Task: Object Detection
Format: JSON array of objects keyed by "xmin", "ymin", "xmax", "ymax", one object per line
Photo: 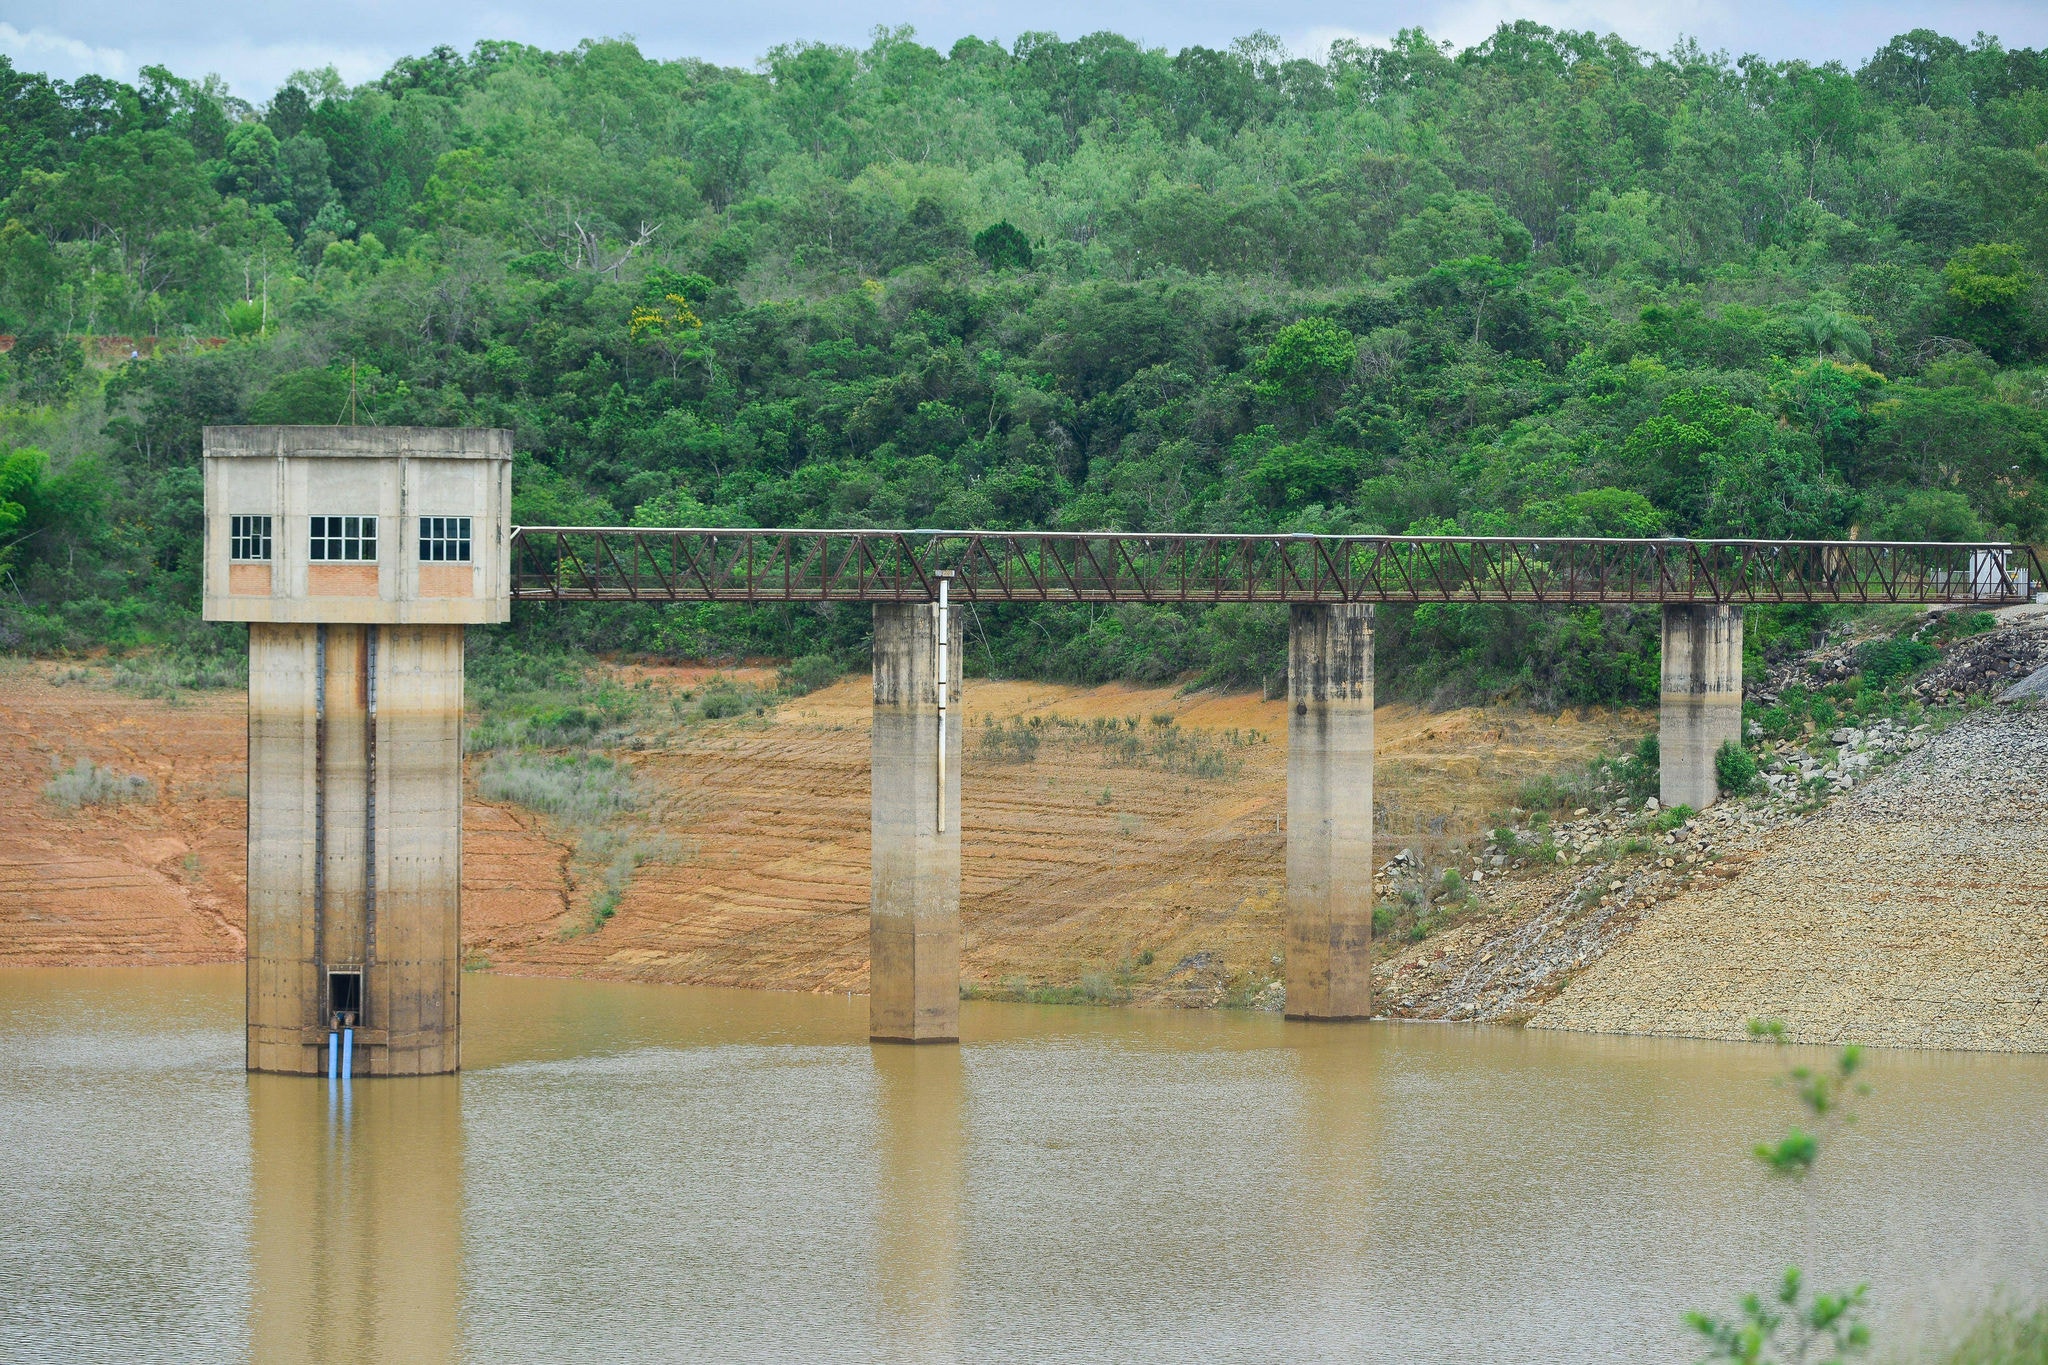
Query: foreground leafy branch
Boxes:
[{"xmin": 1688, "ymin": 1024, "xmax": 1873, "ymax": 1364}]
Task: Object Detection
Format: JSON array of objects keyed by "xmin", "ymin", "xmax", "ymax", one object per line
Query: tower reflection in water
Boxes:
[
  {"xmin": 248, "ymin": 1072, "xmax": 464, "ymax": 1362},
  {"xmin": 872, "ymin": 1041, "xmax": 963, "ymax": 1358}
]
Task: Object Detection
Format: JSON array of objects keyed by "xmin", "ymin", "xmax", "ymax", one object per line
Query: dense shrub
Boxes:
[
  {"xmin": 1715, "ymin": 740, "xmax": 1758, "ymax": 797},
  {"xmin": 777, "ymin": 654, "xmax": 844, "ymax": 696},
  {"xmin": 1855, "ymin": 636, "xmax": 1941, "ymax": 688}
]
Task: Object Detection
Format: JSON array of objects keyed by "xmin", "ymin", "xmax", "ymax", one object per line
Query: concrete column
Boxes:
[
  {"xmin": 1660, "ymin": 603, "xmax": 1744, "ymax": 811},
  {"xmin": 246, "ymin": 622, "xmax": 322, "ymax": 1074},
  {"xmin": 245, "ymin": 621, "xmax": 464, "ymax": 1075},
  {"xmin": 1285, "ymin": 603, "xmax": 1375, "ymax": 1021},
  {"xmin": 870, "ymin": 602, "xmax": 962, "ymax": 1043},
  {"xmin": 366, "ymin": 626, "xmax": 465, "ymax": 1075}
]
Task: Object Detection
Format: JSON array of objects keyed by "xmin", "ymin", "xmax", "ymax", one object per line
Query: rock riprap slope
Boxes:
[{"xmin": 1526, "ymin": 706, "xmax": 2048, "ymax": 1051}]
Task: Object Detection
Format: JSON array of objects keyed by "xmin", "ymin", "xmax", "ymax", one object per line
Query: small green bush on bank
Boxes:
[
  {"xmin": 1716, "ymin": 740, "xmax": 1759, "ymax": 796},
  {"xmin": 970, "ymin": 710, "xmax": 1249, "ymax": 780},
  {"xmin": 777, "ymin": 654, "xmax": 844, "ymax": 696},
  {"xmin": 42, "ymin": 757, "xmax": 154, "ymax": 810},
  {"xmin": 477, "ymin": 752, "xmax": 636, "ymax": 822},
  {"xmin": 1855, "ymin": 636, "xmax": 1940, "ymax": 690}
]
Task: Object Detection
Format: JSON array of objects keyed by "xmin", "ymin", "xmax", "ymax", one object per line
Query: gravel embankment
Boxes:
[
  {"xmin": 1375, "ymin": 719, "xmax": 1929, "ymax": 1025},
  {"xmin": 1525, "ymin": 706, "xmax": 2048, "ymax": 1051}
]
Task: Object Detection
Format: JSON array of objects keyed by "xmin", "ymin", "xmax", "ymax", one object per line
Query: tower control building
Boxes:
[{"xmin": 203, "ymin": 426, "xmax": 512, "ymax": 1075}]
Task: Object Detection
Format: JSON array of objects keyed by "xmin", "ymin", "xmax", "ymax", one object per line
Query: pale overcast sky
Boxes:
[{"xmin": 4, "ymin": 0, "xmax": 2046, "ymax": 100}]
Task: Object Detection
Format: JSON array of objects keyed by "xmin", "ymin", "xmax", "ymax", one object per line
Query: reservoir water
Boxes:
[{"xmin": 3, "ymin": 966, "xmax": 2045, "ymax": 1362}]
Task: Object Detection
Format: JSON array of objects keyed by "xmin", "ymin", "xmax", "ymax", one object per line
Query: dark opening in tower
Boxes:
[{"xmin": 328, "ymin": 970, "xmax": 362, "ymax": 1028}]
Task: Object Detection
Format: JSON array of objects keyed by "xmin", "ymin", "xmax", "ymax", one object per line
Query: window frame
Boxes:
[
  {"xmin": 229, "ymin": 515, "xmax": 273, "ymax": 563},
  {"xmin": 310, "ymin": 515, "xmax": 379, "ymax": 563},
  {"xmin": 418, "ymin": 515, "xmax": 473, "ymax": 565}
]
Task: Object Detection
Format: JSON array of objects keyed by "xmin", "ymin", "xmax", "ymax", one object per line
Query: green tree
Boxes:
[
  {"xmin": 1796, "ymin": 309, "xmax": 1872, "ymax": 364},
  {"xmin": 1862, "ymin": 385, "xmax": 2048, "ymax": 535},
  {"xmin": 1244, "ymin": 433, "xmax": 1363, "ymax": 509},
  {"xmin": 212, "ymin": 122, "xmax": 281, "ymax": 201},
  {"xmin": 1863, "ymin": 488, "xmax": 1984, "ymax": 542},
  {"xmin": 12, "ymin": 128, "xmax": 213, "ymax": 264},
  {"xmin": 247, "ymin": 368, "xmax": 352, "ymax": 424},
  {"xmin": 1519, "ymin": 487, "xmax": 1664, "ymax": 537},
  {"xmin": 0, "ymin": 446, "xmax": 45, "ymax": 561},
  {"xmin": 1942, "ymin": 243, "xmax": 2039, "ymax": 360},
  {"xmin": 1774, "ymin": 361, "xmax": 1886, "ymax": 465},
  {"xmin": 1385, "ymin": 191, "xmax": 1531, "ymax": 273},
  {"xmin": 0, "ymin": 218, "xmax": 60, "ymax": 326},
  {"xmin": 972, "ymin": 220, "xmax": 1033, "ymax": 271},
  {"xmin": 8, "ymin": 329, "xmax": 84, "ymax": 405},
  {"xmin": 1419, "ymin": 254, "xmax": 1527, "ymax": 345},
  {"xmin": 1620, "ymin": 388, "xmax": 1765, "ymax": 531},
  {"xmin": 0, "ymin": 446, "xmax": 107, "ymax": 574},
  {"xmin": 1254, "ymin": 317, "xmax": 1355, "ymax": 415},
  {"xmin": 1859, "ymin": 29, "xmax": 1968, "ymax": 105},
  {"xmin": 1769, "ymin": 62, "xmax": 1868, "ymax": 201}
]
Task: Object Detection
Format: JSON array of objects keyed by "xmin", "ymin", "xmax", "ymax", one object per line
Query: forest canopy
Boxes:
[{"xmin": 2, "ymin": 23, "xmax": 2046, "ymax": 703}]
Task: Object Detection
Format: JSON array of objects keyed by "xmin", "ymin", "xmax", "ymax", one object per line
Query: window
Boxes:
[
  {"xmin": 311, "ymin": 515, "xmax": 377, "ymax": 562},
  {"xmin": 419, "ymin": 516, "xmax": 472, "ymax": 563},
  {"xmin": 229, "ymin": 515, "xmax": 273, "ymax": 562}
]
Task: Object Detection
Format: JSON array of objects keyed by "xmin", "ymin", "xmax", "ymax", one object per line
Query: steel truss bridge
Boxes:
[{"xmin": 507, "ymin": 528, "xmax": 2045, "ymax": 607}]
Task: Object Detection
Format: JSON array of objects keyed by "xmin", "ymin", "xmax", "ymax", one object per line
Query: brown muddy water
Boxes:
[{"xmin": 3, "ymin": 967, "xmax": 2045, "ymax": 1363}]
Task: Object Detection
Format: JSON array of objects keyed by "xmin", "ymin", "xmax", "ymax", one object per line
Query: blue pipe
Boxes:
[
  {"xmin": 342, "ymin": 1028, "xmax": 354, "ymax": 1080},
  {"xmin": 327, "ymin": 1030, "xmax": 339, "ymax": 1080}
]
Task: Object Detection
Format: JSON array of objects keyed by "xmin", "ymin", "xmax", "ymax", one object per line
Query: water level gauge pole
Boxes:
[{"xmin": 936, "ymin": 572, "xmax": 951, "ymax": 835}]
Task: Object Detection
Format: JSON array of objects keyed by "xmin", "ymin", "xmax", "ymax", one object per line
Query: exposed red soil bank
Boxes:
[{"xmin": 0, "ymin": 661, "xmax": 1641, "ymax": 1001}]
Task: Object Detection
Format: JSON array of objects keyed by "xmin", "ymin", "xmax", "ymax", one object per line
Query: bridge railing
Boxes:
[{"xmin": 507, "ymin": 528, "xmax": 2046, "ymax": 606}]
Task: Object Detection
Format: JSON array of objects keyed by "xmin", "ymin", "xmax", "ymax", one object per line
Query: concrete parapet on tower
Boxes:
[
  {"xmin": 869, "ymin": 601, "xmax": 963, "ymax": 1043},
  {"xmin": 1660, "ymin": 603, "xmax": 1744, "ymax": 811},
  {"xmin": 208, "ymin": 426, "xmax": 510, "ymax": 1075},
  {"xmin": 1285, "ymin": 603, "xmax": 1375, "ymax": 1021}
]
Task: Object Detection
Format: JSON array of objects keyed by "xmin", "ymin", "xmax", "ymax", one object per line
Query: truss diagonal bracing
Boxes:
[{"xmin": 508, "ymin": 528, "xmax": 2045, "ymax": 607}]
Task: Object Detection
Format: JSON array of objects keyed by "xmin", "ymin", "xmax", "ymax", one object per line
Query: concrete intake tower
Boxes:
[{"xmin": 204, "ymin": 426, "xmax": 512, "ymax": 1075}]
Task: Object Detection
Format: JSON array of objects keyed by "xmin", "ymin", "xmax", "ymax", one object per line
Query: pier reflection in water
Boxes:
[
  {"xmin": 248, "ymin": 1071, "xmax": 462, "ymax": 1362},
  {"xmin": 4, "ymin": 967, "xmax": 2048, "ymax": 1364},
  {"xmin": 874, "ymin": 1044, "xmax": 962, "ymax": 1357}
]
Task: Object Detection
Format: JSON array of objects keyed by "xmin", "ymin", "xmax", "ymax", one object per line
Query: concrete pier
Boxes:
[
  {"xmin": 869, "ymin": 602, "xmax": 963, "ymax": 1043},
  {"xmin": 1285, "ymin": 603, "xmax": 1375, "ymax": 1021},
  {"xmin": 207, "ymin": 425, "xmax": 510, "ymax": 1075},
  {"xmin": 362, "ymin": 624, "xmax": 465, "ymax": 1071},
  {"xmin": 1660, "ymin": 603, "xmax": 1744, "ymax": 811},
  {"xmin": 245, "ymin": 623, "xmax": 465, "ymax": 1075},
  {"xmin": 245, "ymin": 622, "xmax": 322, "ymax": 1074}
]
